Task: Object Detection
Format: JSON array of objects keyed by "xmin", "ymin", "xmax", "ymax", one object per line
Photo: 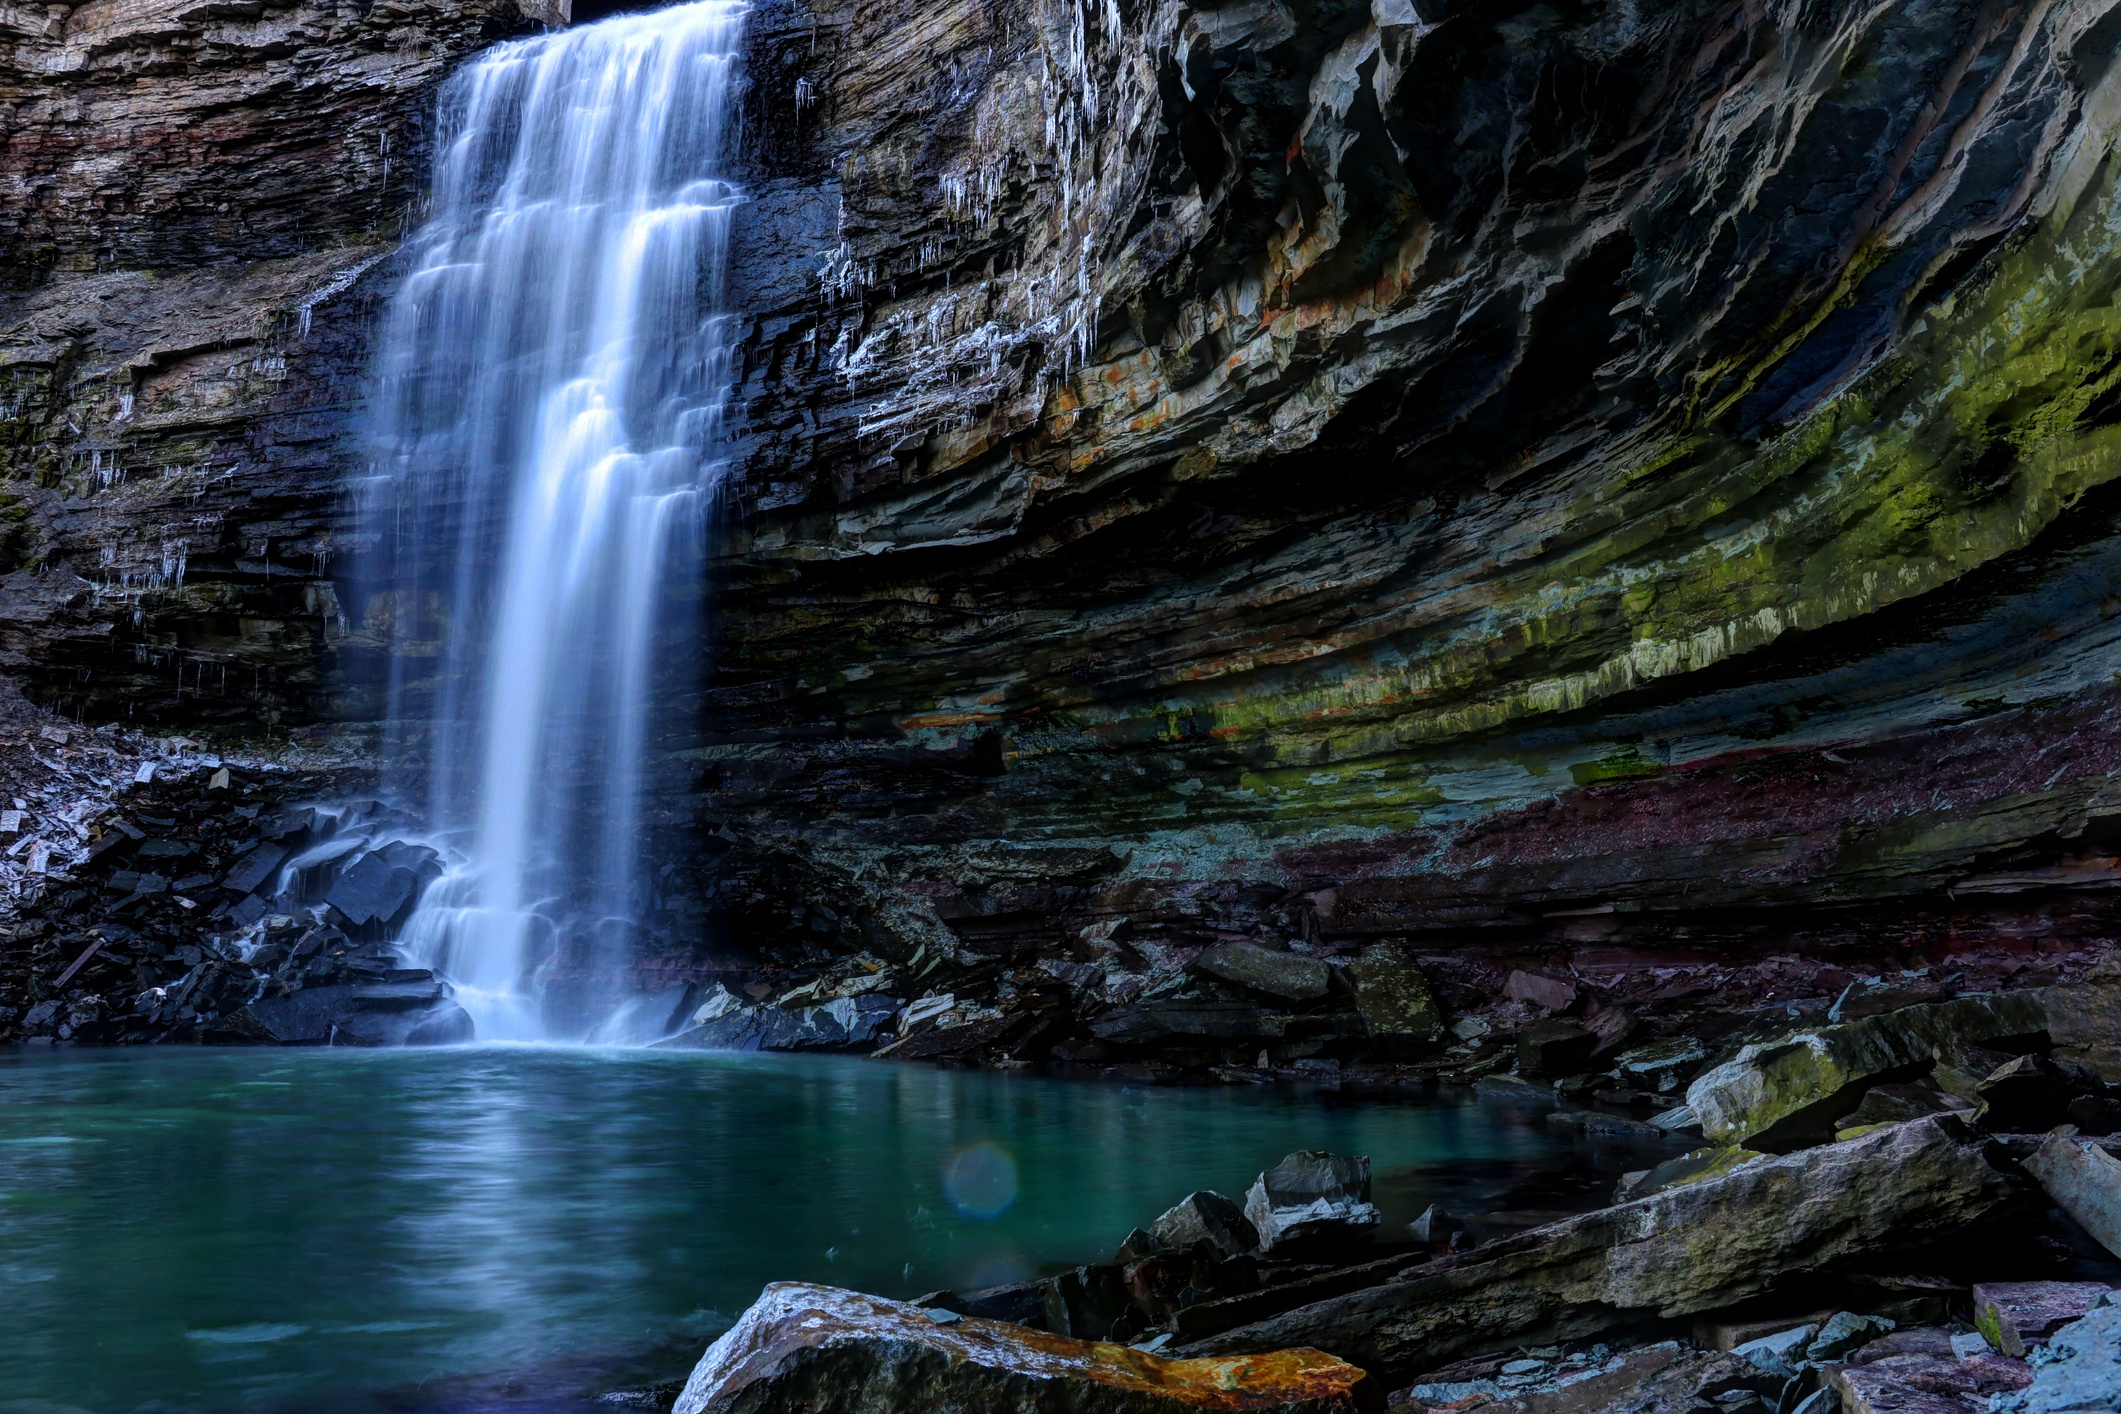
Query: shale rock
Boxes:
[
  {"xmin": 1153, "ymin": 1191, "xmax": 1261, "ymax": 1260},
  {"xmin": 1830, "ymin": 1350, "xmax": 2033, "ymax": 1414},
  {"xmin": 231, "ymin": 982, "xmax": 472, "ymax": 1047},
  {"xmin": 1184, "ymin": 1118, "xmax": 2013, "ymax": 1378},
  {"xmin": 1192, "ymin": 945, "xmax": 1331, "ymax": 1004},
  {"xmin": 1990, "ymin": 1300, "xmax": 2121, "ymax": 1414},
  {"xmin": 1244, "ymin": 1153, "xmax": 1380, "ymax": 1256},
  {"xmin": 2023, "ymin": 1133, "xmax": 2121, "ymax": 1260},
  {"xmin": 654, "ymin": 994, "xmax": 900, "ymax": 1052},
  {"xmin": 1972, "ymin": 1283, "xmax": 2114, "ymax": 1359},
  {"xmin": 1684, "ymin": 991, "xmax": 2059, "ymax": 1148},
  {"xmin": 671, "ymin": 1282, "xmax": 1381, "ymax": 1414},
  {"xmin": 1344, "ymin": 944, "xmax": 1441, "ymax": 1046}
]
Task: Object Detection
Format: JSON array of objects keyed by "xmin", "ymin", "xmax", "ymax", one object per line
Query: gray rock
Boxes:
[
  {"xmin": 2023, "ymin": 1133, "xmax": 2121, "ymax": 1261},
  {"xmin": 1733, "ymin": 1324, "xmax": 1819, "ymax": 1379},
  {"xmin": 1183, "ymin": 1117, "xmax": 2013, "ymax": 1380},
  {"xmin": 1243, "ymin": 1151, "xmax": 1379, "ymax": 1255},
  {"xmin": 1990, "ymin": 1301, "xmax": 2121, "ymax": 1413},
  {"xmin": 1191, "ymin": 943, "xmax": 1330, "ymax": 1003},
  {"xmin": 1150, "ymin": 1190, "xmax": 1259, "ymax": 1258},
  {"xmin": 654, "ymin": 994, "xmax": 899, "ymax": 1053},
  {"xmin": 1806, "ymin": 1311, "xmax": 1894, "ymax": 1363}
]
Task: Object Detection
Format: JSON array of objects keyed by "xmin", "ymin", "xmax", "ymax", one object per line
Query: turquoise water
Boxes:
[{"xmin": 0, "ymin": 1048, "xmax": 1611, "ymax": 1413}]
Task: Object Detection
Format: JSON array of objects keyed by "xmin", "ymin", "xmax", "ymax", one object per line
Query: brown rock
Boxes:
[
  {"xmin": 672, "ymin": 1282, "xmax": 1382, "ymax": 1414},
  {"xmin": 1828, "ymin": 1352, "xmax": 2031, "ymax": 1414}
]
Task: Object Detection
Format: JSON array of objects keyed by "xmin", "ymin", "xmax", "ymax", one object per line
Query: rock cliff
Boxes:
[{"xmin": 11, "ymin": 0, "xmax": 2121, "ymax": 1031}]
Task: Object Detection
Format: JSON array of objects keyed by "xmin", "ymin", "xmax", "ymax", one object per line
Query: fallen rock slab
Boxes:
[
  {"xmin": 1829, "ymin": 1350, "xmax": 2032, "ymax": 1414},
  {"xmin": 672, "ymin": 1282, "xmax": 1382, "ymax": 1414},
  {"xmin": 1685, "ymin": 992, "xmax": 2053, "ymax": 1149},
  {"xmin": 1192, "ymin": 944, "xmax": 1330, "ymax": 1003},
  {"xmin": 1972, "ymin": 1281, "xmax": 2113, "ymax": 1358},
  {"xmin": 1181, "ymin": 1117, "xmax": 2013, "ymax": 1378},
  {"xmin": 2023, "ymin": 1132, "xmax": 2121, "ymax": 1259}
]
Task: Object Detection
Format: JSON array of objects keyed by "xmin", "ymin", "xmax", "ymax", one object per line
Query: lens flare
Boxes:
[{"xmin": 943, "ymin": 1141, "xmax": 1020, "ymax": 1220}]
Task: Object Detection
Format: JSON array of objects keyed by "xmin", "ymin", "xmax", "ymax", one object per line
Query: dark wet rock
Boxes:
[
  {"xmin": 654, "ymin": 993, "xmax": 899, "ymax": 1052},
  {"xmin": 1518, "ymin": 1021, "xmax": 1599, "ymax": 1077},
  {"xmin": 1243, "ymin": 1153, "xmax": 1379, "ymax": 1257},
  {"xmin": 1406, "ymin": 1206, "xmax": 1463, "ymax": 1249},
  {"xmin": 1989, "ymin": 1300, "xmax": 2121, "ymax": 1414},
  {"xmin": 230, "ymin": 983, "xmax": 472, "ymax": 1046},
  {"xmin": 1192, "ymin": 944, "xmax": 1330, "ymax": 1004},
  {"xmin": 1184, "ymin": 1118, "xmax": 2012, "ymax": 1380},
  {"xmin": 672, "ymin": 1283, "xmax": 1382, "ymax": 1414},
  {"xmin": 1731, "ymin": 1324, "xmax": 1816, "ymax": 1381},
  {"xmin": 1971, "ymin": 1282, "xmax": 2114, "ymax": 1359},
  {"xmin": 1830, "ymin": 1349, "xmax": 2033, "ymax": 1414},
  {"xmin": 1152, "ymin": 1190, "xmax": 1260, "ymax": 1260},
  {"xmin": 220, "ymin": 843, "xmax": 288, "ymax": 898},
  {"xmin": 2023, "ymin": 1134, "xmax": 2121, "ymax": 1260},
  {"xmin": 324, "ymin": 842, "xmax": 442, "ymax": 931},
  {"xmin": 1090, "ymin": 1003, "xmax": 1291, "ymax": 1045},
  {"xmin": 1976, "ymin": 1056, "xmax": 2078, "ymax": 1132},
  {"xmin": 913, "ymin": 1280, "xmax": 1049, "ymax": 1328}
]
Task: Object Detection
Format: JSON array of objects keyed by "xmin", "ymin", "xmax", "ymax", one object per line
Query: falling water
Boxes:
[{"xmin": 359, "ymin": 3, "xmax": 745, "ymax": 1040}]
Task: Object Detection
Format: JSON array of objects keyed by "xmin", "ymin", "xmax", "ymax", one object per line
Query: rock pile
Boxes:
[
  {"xmin": 0, "ymin": 734, "xmax": 467, "ymax": 1046},
  {"xmin": 678, "ymin": 978, "xmax": 2121, "ymax": 1413}
]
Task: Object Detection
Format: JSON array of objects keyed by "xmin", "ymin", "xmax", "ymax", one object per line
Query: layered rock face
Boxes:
[
  {"xmin": 0, "ymin": 0, "xmax": 557, "ymax": 725},
  {"xmin": 700, "ymin": 0, "xmax": 2121, "ymax": 978},
  {"xmin": 11, "ymin": 0, "xmax": 2121, "ymax": 1008}
]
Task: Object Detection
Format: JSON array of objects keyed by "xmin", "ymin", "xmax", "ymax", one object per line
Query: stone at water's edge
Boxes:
[
  {"xmin": 1181, "ymin": 1117, "xmax": 2013, "ymax": 1378},
  {"xmin": 671, "ymin": 1282, "xmax": 1381, "ymax": 1414}
]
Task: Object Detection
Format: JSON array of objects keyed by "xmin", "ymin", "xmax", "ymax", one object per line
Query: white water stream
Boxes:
[{"xmin": 361, "ymin": 2, "xmax": 745, "ymax": 1040}]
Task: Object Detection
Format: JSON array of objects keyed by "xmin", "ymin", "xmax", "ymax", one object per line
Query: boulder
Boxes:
[
  {"xmin": 230, "ymin": 983, "xmax": 473, "ymax": 1046},
  {"xmin": 1829, "ymin": 1350, "xmax": 2032, "ymax": 1414},
  {"xmin": 1610, "ymin": 1037, "xmax": 1710, "ymax": 1094},
  {"xmin": 1244, "ymin": 1153, "xmax": 1379, "ymax": 1255},
  {"xmin": 655, "ymin": 994, "xmax": 899, "ymax": 1052},
  {"xmin": 1732, "ymin": 1324, "xmax": 1816, "ymax": 1379},
  {"xmin": 1344, "ymin": 944, "xmax": 1442, "ymax": 1044},
  {"xmin": 1090, "ymin": 1003, "xmax": 1291, "ymax": 1045},
  {"xmin": 1685, "ymin": 992, "xmax": 2050, "ymax": 1149},
  {"xmin": 671, "ymin": 1283, "xmax": 1381, "ymax": 1414},
  {"xmin": 1517, "ymin": 1020, "xmax": 1598, "ymax": 1076},
  {"xmin": 1504, "ymin": 971, "xmax": 1579, "ymax": 1014},
  {"xmin": 1192, "ymin": 944, "xmax": 1331, "ymax": 1003},
  {"xmin": 1989, "ymin": 1301, "xmax": 2121, "ymax": 1413},
  {"xmin": 219, "ymin": 841, "xmax": 286, "ymax": 896},
  {"xmin": 2023, "ymin": 1133, "xmax": 2121, "ymax": 1259},
  {"xmin": 1972, "ymin": 1282, "xmax": 2113, "ymax": 1358},
  {"xmin": 1975, "ymin": 1056, "xmax": 2076, "ymax": 1131},
  {"xmin": 1152, "ymin": 1190, "xmax": 1260, "ymax": 1259},
  {"xmin": 1805, "ymin": 1311, "xmax": 1895, "ymax": 1362},
  {"xmin": 1183, "ymin": 1118, "xmax": 2013, "ymax": 1380}
]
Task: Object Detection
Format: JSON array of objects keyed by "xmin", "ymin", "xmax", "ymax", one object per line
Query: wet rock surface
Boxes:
[{"xmin": 672, "ymin": 1282, "xmax": 1382, "ymax": 1414}]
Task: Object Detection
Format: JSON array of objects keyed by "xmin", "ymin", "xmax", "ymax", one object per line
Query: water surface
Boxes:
[{"xmin": 0, "ymin": 1048, "xmax": 1610, "ymax": 1413}]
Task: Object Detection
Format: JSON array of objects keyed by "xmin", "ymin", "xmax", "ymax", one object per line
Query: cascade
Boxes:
[{"xmin": 358, "ymin": 1, "xmax": 746, "ymax": 1041}]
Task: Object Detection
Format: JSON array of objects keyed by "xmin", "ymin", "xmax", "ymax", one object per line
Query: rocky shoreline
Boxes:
[{"xmin": 663, "ymin": 1062, "xmax": 2121, "ymax": 1412}]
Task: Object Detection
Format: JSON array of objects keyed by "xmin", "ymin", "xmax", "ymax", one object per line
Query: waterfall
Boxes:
[{"xmin": 358, "ymin": 2, "xmax": 746, "ymax": 1041}]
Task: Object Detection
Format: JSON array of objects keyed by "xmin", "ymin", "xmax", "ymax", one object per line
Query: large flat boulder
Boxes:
[
  {"xmin": 672, "ymin": 1282, "xmax": 1382, "ymax": 1414},
  {"xmin": 655, "ymin": 994, "xmax": 899, "ymax": 1052},
  {"xmin": 1180, "ymin": 1117, "xmax": 2012, "ymax": 1380},
  {"xmin": 1684, "ymin": 990, "xmax": 2069, "ymax": 1148}
]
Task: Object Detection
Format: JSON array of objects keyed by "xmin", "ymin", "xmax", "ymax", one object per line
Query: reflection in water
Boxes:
[{"xmin": 0, "ymin": 1049, "xmax": 1604, "ymax": 1412}]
